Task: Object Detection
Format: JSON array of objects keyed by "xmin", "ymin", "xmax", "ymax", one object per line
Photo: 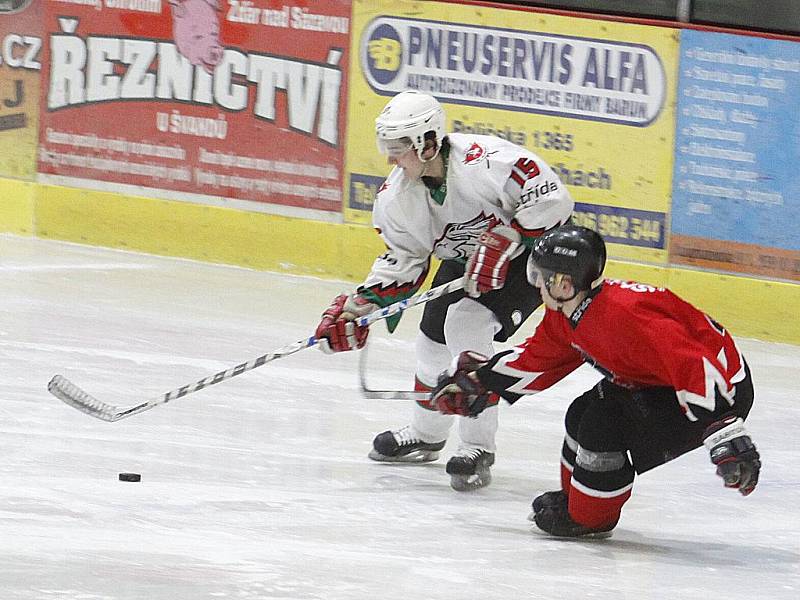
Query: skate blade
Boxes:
[
  {"xmin": 582, "ymin": 530, "xmax": 614, "ymax": 540},
  {"xmin": 449, "ymin": 470, "xmax": 491, "ymax": 492},
  {"xmin": 529, "ymin": 525, "xmax": 614, "ymax": 540},
  {"xmin": 368, "ymin": 449, "xmax": 440, "ymax": 463}
]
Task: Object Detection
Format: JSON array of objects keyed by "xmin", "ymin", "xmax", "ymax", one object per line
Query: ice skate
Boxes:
[
  {"xmin": 527, "ymin": 489, "xmax": 568, "ymax": 521},
  {"xmin": 532, "ymin": 504, "xmax": 615, "ymax": 539},
  {"xmin": 368, "ymin": 425, "xmax": 445, "ymax": 463},
  {"xmin": 445, "ymin": 447, "xmax": 495, "ymax": 491}
]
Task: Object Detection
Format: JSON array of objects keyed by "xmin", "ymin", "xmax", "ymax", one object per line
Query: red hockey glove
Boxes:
[
  {"xmin": 465, "ymin": 225, "xmax": 522, "ymax": 298},
  {"xmin": 430, "ymin": 351, "xmax": 492, "ymax": 417},
  {"xmin": 315, "ymin": 293, "xmax": 376, "ymax": 354},
  {"xmin": 702, "ymin": 416, "xmax": 761, "ymax": 496}
]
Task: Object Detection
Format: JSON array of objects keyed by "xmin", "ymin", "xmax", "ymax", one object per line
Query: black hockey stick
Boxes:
[{"xmin": 48, "ymin": 277, "xmax": 465, "ymax": 422}]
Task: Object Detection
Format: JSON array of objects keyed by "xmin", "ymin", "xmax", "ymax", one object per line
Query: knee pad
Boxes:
[
  {"xmin": 415, "ymin": 333, "xmax": 451, "ymax": 388},
  {"xmin": 565, "ymin": 384, "xmax": 600, "ymax": 440}
]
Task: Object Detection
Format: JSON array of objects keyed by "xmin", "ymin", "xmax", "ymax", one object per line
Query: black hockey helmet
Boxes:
[{"xmin": 527, "ymin": 225, "xmax": 606, "ymax": 292}]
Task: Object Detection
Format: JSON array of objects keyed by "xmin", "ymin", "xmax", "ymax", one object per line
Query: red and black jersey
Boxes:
[{"xmin": 477, "ymin": 279, "xmax": 747, "ymax": 422}]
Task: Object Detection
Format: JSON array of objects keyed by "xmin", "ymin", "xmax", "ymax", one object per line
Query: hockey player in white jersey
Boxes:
[{"xmin": 315, "ymin": 91, "xmax": 574, "ymax": 491}]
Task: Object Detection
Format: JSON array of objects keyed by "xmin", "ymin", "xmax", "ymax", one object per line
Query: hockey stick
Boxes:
[
  {"xmin": 358, "ymin": 343, "xmax": 429, "ymax": 401},
  {"xmin": 48, "ymin": 276, "xmax": 465, "ymax": 422}
]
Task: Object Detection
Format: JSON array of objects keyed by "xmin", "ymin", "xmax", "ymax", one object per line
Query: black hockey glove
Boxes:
[
  {"xmin": 430, "ymin": 351, "xmax": 491, "ymax": 417},
  {"xmin": 702, "ymin": 416, "xmax": 761, "ymax": 496}
]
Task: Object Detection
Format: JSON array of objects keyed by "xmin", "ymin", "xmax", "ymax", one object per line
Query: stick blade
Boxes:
[
  {"xmin": 48, "ymin": 375, "xmax": 120, "ymax": 422},
  {"xmin": 358, "ymin": 346, "xmax": 429, "ymax": 401},
  {"xmin": 361, "ymin": 389, "xmax": 430, "ymax": 400}
]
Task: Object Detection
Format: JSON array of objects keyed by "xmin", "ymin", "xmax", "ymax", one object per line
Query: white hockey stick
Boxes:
[
  {"xmin": 358, "ymin": 343, "xmax": 430, "ymax": 401},
  {"xmin": 48, "ymin": 277, "xmax": 466, "ymax": 422}
]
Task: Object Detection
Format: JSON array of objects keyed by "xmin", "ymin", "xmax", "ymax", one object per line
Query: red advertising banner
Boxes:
[
  {"xmin": 0, "ymin": 0, "xmax": 42, "ymax": 180},
  {"xmin": 39, "ymin": 0, "xmax": 351, "ymax": 212}
]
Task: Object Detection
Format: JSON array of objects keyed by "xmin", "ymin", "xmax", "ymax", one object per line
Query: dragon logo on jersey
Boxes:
[{"xmin": 434, "ymin": 212, "xmax": 501, "ymax": 261}]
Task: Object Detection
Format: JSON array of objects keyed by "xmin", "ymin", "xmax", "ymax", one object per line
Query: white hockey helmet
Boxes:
[{"xmin": 375, "ymin": 91, "xmax": 446, "ymax": 161}]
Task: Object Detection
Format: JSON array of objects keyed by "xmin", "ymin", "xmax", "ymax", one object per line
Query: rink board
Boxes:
[
  {"xmin": 28, "ymin": 180, "xmax": 383, "ymax": 284},
  {"xmin": 1, "ymin": 176, "xmax": 798, "ymax": 346},
  {"xmin": 0, "ymin": 178, "xmax": 35, "ymax": 236}
]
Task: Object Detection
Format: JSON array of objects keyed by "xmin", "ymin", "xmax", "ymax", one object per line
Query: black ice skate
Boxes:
[
  {"xmin": 368, "ymin": 426, "xmax": 445, "ymax": 463},
  {"xmin": 445, "ymin": 448, "xmax": 495, "ymax": 491},
  {"xmin": 527, "ymin": 489, "xmax": 568, "ymax": 521},
  {"xmin": 532, "ymin": 504, "xmax": 615, "ymax": 539}
]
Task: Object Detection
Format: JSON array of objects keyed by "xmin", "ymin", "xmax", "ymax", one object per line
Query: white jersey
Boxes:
[{"xmin": 359, "ymin": 132, "xmax": 574, "ymax": 304}]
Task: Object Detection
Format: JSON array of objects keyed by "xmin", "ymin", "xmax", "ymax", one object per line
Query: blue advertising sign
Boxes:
[{"xmin": 671, "ymin": 29, "xmax": 800, "ymax": 280}]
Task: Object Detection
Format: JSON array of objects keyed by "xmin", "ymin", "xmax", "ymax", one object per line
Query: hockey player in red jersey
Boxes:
[
  {"xmin": 314, "ymin": 91, "xmax": 573, "ymax": 491},
  {"xmin": 430, "ymin": 225, "xmax": 760, "ymax": 536}
]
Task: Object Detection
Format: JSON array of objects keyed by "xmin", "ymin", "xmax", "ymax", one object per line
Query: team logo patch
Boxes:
[
  {"xmin": 463, "ymin": 142, "xmax": 487, "ymax": 165},
  {"xmin": 434, "ymin": 212, "xmax": 500, "ymax": 261}
]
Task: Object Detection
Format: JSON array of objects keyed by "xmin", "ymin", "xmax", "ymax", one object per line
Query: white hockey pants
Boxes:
[{"xmin": 411, "ymin": 298, "xmax": 501, "ymax": 452}]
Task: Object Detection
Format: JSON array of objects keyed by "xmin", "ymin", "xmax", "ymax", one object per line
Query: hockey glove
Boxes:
[
  {"xmin": 430, "ymin": 351, "xmax": 492, "ymax": 417},
  {"xmin": 315, "ymin": 293, "xmax": 376, "ymax": 354},
  {"xmin": 702, "ymin": 416, "xmax": 761, "ymax": 496},
  {"xmin": 465, "ymin": 225, "xmax": 522, "ymax": 298}
]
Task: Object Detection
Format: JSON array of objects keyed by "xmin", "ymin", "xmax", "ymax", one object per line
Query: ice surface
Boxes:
[{"xmin": 1, "ymin": 234, "xmax": 798, "ymax": 600}]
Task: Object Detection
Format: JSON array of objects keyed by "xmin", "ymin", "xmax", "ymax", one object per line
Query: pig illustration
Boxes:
[{"xmin": 168, "ymin": 0, "xmax": 223, "ymax": 73}]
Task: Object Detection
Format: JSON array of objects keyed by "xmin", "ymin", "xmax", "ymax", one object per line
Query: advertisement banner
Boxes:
[
  {"xmin": 344, "ymin": 0, "xmax": 679, "ymax": 264},
  {"xmin": 0, "ymin": 0, "xmax": 41, "ymax": 180},
  {"xmin": 672, "ymin": 29, "xmax": 800, "ymax": 281},
  {"xmin": 38, "ymin": 0, "xmax": 351, "ymax": 213}
]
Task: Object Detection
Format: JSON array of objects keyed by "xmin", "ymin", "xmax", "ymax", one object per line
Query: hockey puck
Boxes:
[{"xmin": 118, "ymin": 472, "xmax": 141, "ymax": 482}]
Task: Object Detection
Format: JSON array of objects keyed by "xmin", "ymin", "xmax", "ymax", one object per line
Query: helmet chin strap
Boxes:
[
  {"xmin": 420, "ymin": 160, "xmax": 431, "ymax": 178},
  {"xmin": 419, "ymin": 145, "xmax": 440, "ymax": 166},
  {"xmin": 545, "ymin": 273, "xmax": 579, "ymax": 306},
  {"xmin": 419, "ymin": 144, "xmax": 445, "ymax": 181}
]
